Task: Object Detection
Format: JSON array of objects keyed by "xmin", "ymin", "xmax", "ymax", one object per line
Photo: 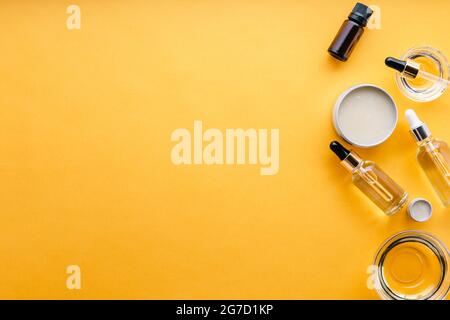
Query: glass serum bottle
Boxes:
[
  {"xmin": 330, "ymin": 141, "xmax": 408, "ymax": 215},
  {"xmin": 405, "ymin": 109, "xmax": 450, "ymax": 207}
]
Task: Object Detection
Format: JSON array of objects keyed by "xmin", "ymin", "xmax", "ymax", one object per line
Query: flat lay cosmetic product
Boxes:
[
  {"xmin": 330, "ymin": 141, "xmax": 408, "ymax": 215},
  {"xmin": 387, "ymin": 46, "xmax": 449, "ymax": 102},
  {"xmin": 328, "ymin": 3, "xmax": 373, "ymax": 62},
  {"xmin": 333, "ymin": 84, "xmax": 398, "ymax": 147},
  {"xmin": 407, "ymin": 198, "xmax": 432, "ymax": 222},
  {"xmin": 373, "ymin": 231, "xmax": 450, "ymax": 300},
  {"xmin": 405, "ymin": 109, "xmax": 450, "ymax": 206}
]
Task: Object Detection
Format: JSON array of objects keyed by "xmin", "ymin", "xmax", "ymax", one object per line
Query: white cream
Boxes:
[{"xmin": 334, "ymin": 85, "xmax": 397, "ymax": 147}]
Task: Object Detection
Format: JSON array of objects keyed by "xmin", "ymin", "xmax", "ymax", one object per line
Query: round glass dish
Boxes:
[
  {"xmin": 373, "ymin": 230, "xmax": 450, "ymax": 300},
  {"xmin": 395, "ymin": 46, "xmax": 449, "ymax": 102}
]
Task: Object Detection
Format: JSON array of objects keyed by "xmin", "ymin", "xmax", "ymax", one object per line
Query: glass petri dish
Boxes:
[
  {"xmin": 373, "ymin": 230, "xmax": 450, "ymax": 300},
  {"xmin": 395, "ymin": 46, "xmax": 449, "ymax": 102}
]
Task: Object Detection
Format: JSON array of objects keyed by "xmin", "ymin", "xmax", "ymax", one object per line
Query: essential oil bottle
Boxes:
[
  {"xmin": 405, "ymin": 109, "xmax": 450, "ymax": 206},
  {"xmin": 330, "ymin": 141, "xmax": 408, "ymax": 215},
  {"xmin": 328, "ymin": 3, "xmax": 373, "ymax": 62}
]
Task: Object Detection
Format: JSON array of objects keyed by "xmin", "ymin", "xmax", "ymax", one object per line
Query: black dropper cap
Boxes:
[
  {"xmin": 330, "ymin": 141, "xmax": 350, "ymax": 161},
  {"xmin": 385, "ymin": 57, "xmax": 407, "ymax": 73},
  {"xmin": 348, "ymin": 3, "xmax": 373, "ymax": 27}
]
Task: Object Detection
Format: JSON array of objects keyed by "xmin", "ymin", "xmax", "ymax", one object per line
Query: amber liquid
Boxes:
[
  {"xmin": 382, "ymin": 241, "xmax": 443, "ymax": 299},
  {"xmin": 352, "ymin": 161, "xmax": 408, "ymax": 215},
  {"xmin": 417, "ymin": 138, "xmax": 450, "ymax": 207},
  {"xmin": 406, "ymin": 56, "xmax": 441, "ymax": 90}
]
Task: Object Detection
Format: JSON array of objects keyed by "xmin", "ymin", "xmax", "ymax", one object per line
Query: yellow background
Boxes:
[{"xmin": 1, "ymin": 0, "xmax": 449, "ymax": 299}]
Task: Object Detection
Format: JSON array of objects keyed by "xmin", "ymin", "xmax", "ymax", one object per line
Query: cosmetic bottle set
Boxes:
[
  {"xmin": 330, "ymin": 109, "xmax": 449, "ymax": 215},
  {"xmin": 327, "ymin": 2, "xmax": 450, "ymax": 300}
]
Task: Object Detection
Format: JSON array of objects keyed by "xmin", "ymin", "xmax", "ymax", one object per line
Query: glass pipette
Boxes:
[{"xmin": 385, "ymin": 57, "xmax": 450, "ymax": 86}]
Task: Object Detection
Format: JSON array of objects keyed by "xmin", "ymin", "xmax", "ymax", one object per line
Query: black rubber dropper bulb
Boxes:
[
  {"xmin": 330, "ymin": 141, "xmax": 350, "ymax": 161},
  {"xmin": 385, "ymin": 57, "xmax": 407, "ymax": 73}
]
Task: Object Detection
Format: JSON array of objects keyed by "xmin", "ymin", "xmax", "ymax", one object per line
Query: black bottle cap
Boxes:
[
  {"xmin": 385, "ymin": 57, "xmax": 407, "ymax": 73},
  {"xmin": 330, "ymin": 141, "xmax": 350, "ymax": 161},
  {"xmin": 348, "ymin": 3, "xmax": 373, "ymax": 27}
]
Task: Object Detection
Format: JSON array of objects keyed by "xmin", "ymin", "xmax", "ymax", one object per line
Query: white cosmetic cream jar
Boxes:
[{"xmin": 333, "ymin": 84, "xmax": 398, "ymax": 148}]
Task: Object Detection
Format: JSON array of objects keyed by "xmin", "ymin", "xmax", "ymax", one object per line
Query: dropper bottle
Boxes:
[
  {"xmin": 330, "ymin": 141, "xmax": 408, "ymax": 215},
  {"xmin": 405, "ymin": 109, "xmax": 450, "ymax": 206}
]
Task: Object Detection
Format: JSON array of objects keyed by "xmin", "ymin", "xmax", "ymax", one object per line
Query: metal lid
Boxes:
[
  {"xmin": 407, "ymin": 198, "xmax": 433, "ymax": 222},
  {"xmin": 403, "ymin": 59, "xmax": 420, "ymax": 79},
  {"xmin": 410, "ymin": 124, "xmax": 431, "ymax": 142},
  {"xmin": 348, "ymin": 3, "xmax": 373, "ymax": 27}
]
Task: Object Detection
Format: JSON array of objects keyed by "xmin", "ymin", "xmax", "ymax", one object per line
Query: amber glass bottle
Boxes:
[{"xmin": 328, "ymin": 3, "xmax": 373, "ymax": 62}]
